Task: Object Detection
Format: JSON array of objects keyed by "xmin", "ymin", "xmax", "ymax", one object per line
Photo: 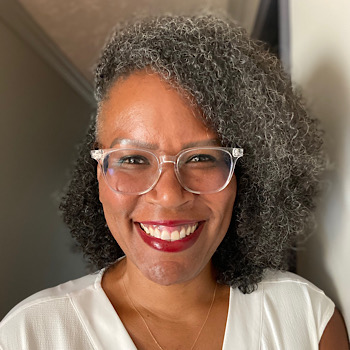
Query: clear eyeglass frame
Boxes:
[{"xmin": 91, "ymin": 146, "xmax": 243, "ymax": 195}]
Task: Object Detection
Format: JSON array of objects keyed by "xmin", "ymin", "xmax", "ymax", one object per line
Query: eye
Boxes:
[
  {"xmin": 117, "ymin": 155, "xmax": 150, "ymax": 165},
  {"xmin": 186, "ymin": 154, "xmax": 216, "ymax": 163}
]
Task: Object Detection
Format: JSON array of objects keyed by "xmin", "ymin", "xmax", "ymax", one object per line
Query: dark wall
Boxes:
[{"xmin": 0, "ymin": 18, "xmax": 92, "ymax": 319}]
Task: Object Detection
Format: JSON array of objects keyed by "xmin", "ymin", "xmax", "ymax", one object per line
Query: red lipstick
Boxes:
[{"xmin": 136, "ymin": 221, "xmax": 204, "ymax": 252}]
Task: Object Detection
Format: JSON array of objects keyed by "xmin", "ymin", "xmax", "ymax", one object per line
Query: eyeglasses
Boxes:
[{"xmin": 91, "ymin": 146, "xmax": 243, "ymax": 195}]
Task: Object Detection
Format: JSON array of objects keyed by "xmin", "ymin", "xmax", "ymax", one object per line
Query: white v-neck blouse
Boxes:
[{"xmin": 0, "ymin": 269, "xmax": 334, "ymax": 350}]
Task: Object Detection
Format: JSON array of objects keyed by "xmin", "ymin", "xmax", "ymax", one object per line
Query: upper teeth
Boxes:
[{"xmin": 140, "ymin": 223, "xmax": 199, "ymax": 241}]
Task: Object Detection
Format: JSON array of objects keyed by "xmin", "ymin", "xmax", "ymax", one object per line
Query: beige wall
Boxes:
[
  {"xmin": 0, "ymin": 18, "xmax": 91, "ymax": 319},
  {"xmin": 290, "ymin": 0, "xmax": 350, "ymax": 329}
]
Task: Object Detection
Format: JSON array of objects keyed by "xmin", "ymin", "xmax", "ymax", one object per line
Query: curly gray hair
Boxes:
[{"xmin": 60, "ymin": 14, "xmax": 325, "ymax": 293}]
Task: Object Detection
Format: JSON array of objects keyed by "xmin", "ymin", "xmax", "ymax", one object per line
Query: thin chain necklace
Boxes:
[{"xmin": 122, "ymin": 276, "xmax": 217, "ymax": 350}]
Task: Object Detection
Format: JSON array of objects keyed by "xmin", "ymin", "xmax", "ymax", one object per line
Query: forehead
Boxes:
[{"xmin": 97, "ymin": 72, "xmax": 218, "ymax": 150}]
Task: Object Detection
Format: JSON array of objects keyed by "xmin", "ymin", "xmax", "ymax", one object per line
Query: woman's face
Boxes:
[{"xmin": 97, "ymin": 72, "xmax": 237, "ymax": 285}]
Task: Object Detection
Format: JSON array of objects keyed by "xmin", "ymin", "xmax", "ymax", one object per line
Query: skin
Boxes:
[
  {"xmin": 98, "ymin": 72, "xmax": 235, "ymax": 349},
  {"xmin": 319, "ymin": 309, "xmax": 349, "ymax": 349},
  {"xmin": 96, "ymin": 71, "xmax": 349, "ymax": 349}
]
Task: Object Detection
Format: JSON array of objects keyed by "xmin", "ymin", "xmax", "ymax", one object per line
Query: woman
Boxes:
[{"xmin": 0, "ymin": 14, "xmax": 348, "ymax": 349}]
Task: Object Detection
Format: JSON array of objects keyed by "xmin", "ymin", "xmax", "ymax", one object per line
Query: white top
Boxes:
[{"xmin": 0, "ymin": 270, "xmax": 334, "ymax": 350}]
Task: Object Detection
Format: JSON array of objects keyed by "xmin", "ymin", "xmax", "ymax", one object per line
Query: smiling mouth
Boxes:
[{"xmin": 139, "ymin": 222, "xmax": 199, "ymax": 242}]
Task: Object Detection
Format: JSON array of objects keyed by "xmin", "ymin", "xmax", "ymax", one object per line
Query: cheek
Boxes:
[
  {"xmin": 98, "ymin": 177, "xmax": 137, "ymax": 229},
  {"xmin": 98, "ymin": 181, "xmax": 141, "ymax": 256},
  {"xmin": 212, "ymin": 179, "xmax": 237, "ymax": 234},
  {"xmin": 223, "ymin": 187, "xmax": 236, "ymax": 220}
]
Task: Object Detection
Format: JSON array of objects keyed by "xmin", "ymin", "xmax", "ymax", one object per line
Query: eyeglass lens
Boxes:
[{"xmin": 102, "ymin": 148, "xmax": 234, "ymax": 194}]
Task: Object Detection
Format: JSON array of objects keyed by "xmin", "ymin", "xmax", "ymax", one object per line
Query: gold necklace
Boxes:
[{"xmin": 122, "ymin": 276, "xmax": 217, "ymax": 350}]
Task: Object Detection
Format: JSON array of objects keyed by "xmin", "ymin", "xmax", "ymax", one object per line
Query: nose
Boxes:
[{"xmin": 145, "ymin": 163, "xmax": 193, "ymax": 208}]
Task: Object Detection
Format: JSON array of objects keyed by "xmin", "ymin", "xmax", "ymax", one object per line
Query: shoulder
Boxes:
[
  {"xmin": 259, "ymin": 270, "xmax": 334, "ymax": 305},
  {"xmin": 0, "ymin": 271, "xmax": 103, "ymax": 349},
  {"xmin": 225, "ymin": 272, "xmax": 336, "ymax": 348},
  {"xmin": 259, "ymin": 270, "xmax": 335, "ymax": 317},
  {"xmin": 1, "ymin": 271, "xmax": 101, "ymax": 323},
  {"xmin": 260, "ymin": 270, "xmax": 335, "ymax": 344},
  {"xmin": 260, "ymin": 269, "xmax": 328, "ymax": 290}
]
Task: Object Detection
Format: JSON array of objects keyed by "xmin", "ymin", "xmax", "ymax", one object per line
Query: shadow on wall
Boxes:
[
  {"xmin": 0, "ymin": 18, "xmax": 92, "ymax": 320},
  {"xmin": 297, "ymin": 57, "xmax": 350, "ymax": 316}
]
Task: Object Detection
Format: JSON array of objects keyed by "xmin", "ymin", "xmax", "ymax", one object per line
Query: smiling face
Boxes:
[{"xmin": 97, "ymin": 72, "xmax": 237, "ymax": 285}]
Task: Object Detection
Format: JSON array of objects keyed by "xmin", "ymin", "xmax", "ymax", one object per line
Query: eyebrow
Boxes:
[
  {"xmin": 109, "ymin": 138, "xmax": 220, "ymax": 150},
  {"xmin": 183, "ymin": 139, "xmax": 220, "ymax": 148},
  {"xmin": 110, "ymin": 138, "xmax": 158, "ymax": 149}
]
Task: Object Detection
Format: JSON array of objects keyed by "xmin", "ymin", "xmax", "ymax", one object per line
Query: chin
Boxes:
[{"xmin": 141, "ymin": 260, "xmax": 199, "ymax": 286}]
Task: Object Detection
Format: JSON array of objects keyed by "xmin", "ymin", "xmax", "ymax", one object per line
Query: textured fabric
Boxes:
[{"xmin": 0, "ymin": 270, "xmax": 334, "ymax": 350}]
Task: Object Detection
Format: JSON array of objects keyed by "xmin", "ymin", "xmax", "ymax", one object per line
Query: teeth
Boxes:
[
  {"xmin": 171, "ymin": 231, "xmax": 180, "ymax": 241},
  {"xmin": 154, "ymin": 228, "xmax": 161, "ymax": 238},
  {"xmin": 140, "ymin": 223, "xmax": 199, "ymax": 241},
  {"xmin": 161, "ymin": 230, "xmax": 171, "ymax": 241},
  {"xmin": 140, "ymin": 223, "xmax": 149, "ymax": 234},
  {"xmin": 179, "ymin": 228, "xmax": 186, "ymax": 239}
]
